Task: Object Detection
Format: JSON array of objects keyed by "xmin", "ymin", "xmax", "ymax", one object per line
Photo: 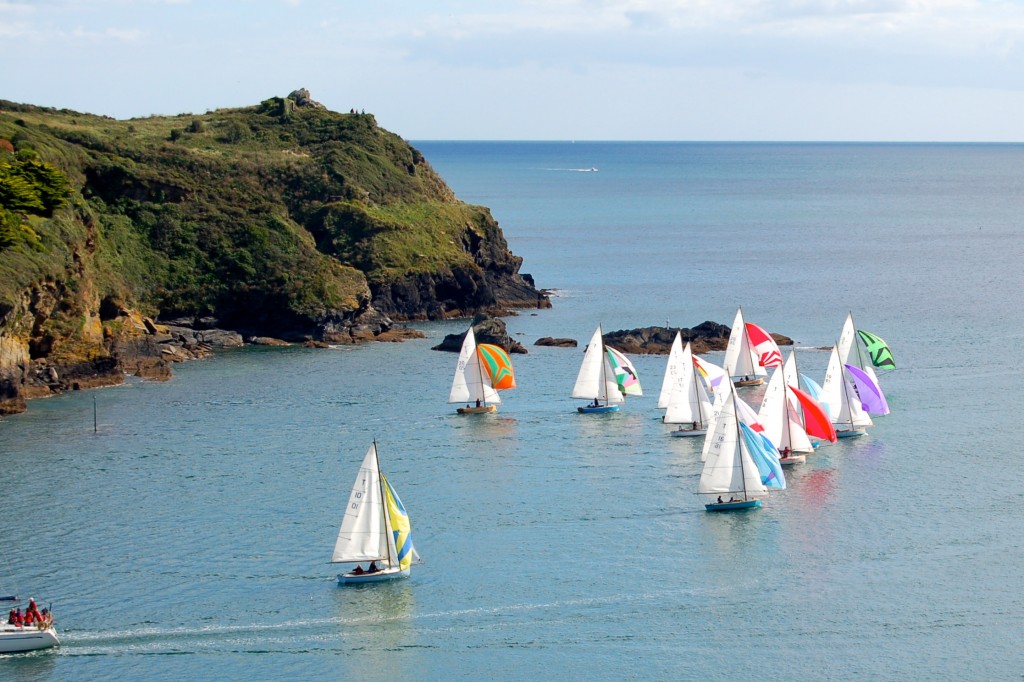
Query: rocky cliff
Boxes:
[{"xmin": 0, "ymin": 90, "xmax": 548, "ymax": 413}]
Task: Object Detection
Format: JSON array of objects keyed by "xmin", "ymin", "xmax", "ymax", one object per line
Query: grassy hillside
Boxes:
[{"xmin": 0, "ymin": 92, "xmax": 527, "ymax": 334}]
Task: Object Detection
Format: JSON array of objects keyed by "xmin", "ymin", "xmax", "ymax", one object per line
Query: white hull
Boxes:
[
  {"xmin": 338, "ymin": 566, "xmax": 410, "ymax": 585},
  {"xmin": 0, "ymin": 625, "xmax": 59, "ymax": 653},
  {"xmin": 670, "ymin": 427, "xmax": 706, "ymax": 438}
]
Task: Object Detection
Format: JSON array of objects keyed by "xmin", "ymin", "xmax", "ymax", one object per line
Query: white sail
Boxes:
[
  {"xmin": 332, "ymin": 443, "xmax": 394, "ymax": 564},
  {"xmin": 698, "ymin": 386, "xmax": 767, "ymax": 499},
  {"xmin": 572, "ymin": 326, "xmax": 623, "ymax": 404},
  {"xmin": 658, "ymin": 332, "xmax": 686, "ymax": 408},
  {"xmin": 758, "ymin": 360, "xmax": 814, "ymax": 453},
  {"xmin": 821, "ymin": 345, "xmax": 873, "ymax": 430},
  {"xmin": 723, "ymin": 307, "xmax": 766, "ymax": 381},
  {"xmin": 700, "ymin": 381, "xmax": 731, "ymax": 462},
  {"xmin": 449, "ymin": 327, "xmax": 501, "ymax": 405},
  {"xmin": 664, "ymin": 342, "xmax": 712, "ymax": 425}
]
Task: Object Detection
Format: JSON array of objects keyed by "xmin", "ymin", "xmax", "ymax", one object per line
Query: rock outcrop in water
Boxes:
[
  {"xmin": 432, "ymin": 314, "xmax": 527, "ymax": 354},
  {"xmin": 533, "ymin": 322, "xmax": 793, "ymax": 355}
]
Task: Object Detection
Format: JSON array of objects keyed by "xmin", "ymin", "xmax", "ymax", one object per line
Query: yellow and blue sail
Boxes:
[
  {"xmin": 382, "ymin": 474, "xmax": 415, "ymax": 571},
  {"xmin": 477, "ymin": 343, "xmax": 517, "ymax": 390}
]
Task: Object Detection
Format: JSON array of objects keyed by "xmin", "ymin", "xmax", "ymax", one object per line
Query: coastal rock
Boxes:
[
  {"xmin": 602, "ymin": 322, "xmax": 792, "ymax": 355},
  {"xmin": 432, "ymin": 315, "xmax": 527, "ymax": 354},
  {"xmin": 287, "ymin": 88, "xmax": 325, "ymax": 109},
  {"xmin": 535, "ymin": 337, "xmax": 578, "ymax": 348},
  {"xmin": 369, "ymin": 209, "xmax": 550, "ymax": 321},
  {"xmin": 247, "ymin": 336, "xmax": 291, "ymax": 346},
  {"xmin": 196, "ymin": 329, "xmax": 244, "ymax": 348}
]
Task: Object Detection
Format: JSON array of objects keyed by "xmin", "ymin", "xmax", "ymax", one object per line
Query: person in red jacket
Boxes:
[{"xmin": 26, "ymin": 598, "xmax": 41, "ymax": 622}]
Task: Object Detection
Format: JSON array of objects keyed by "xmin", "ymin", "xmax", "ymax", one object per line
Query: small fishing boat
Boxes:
[
  {"xmin": 448, "ymin": 326, "xmax": 516, "ymax": 414},
  {"xmin": 332, "ymin": 442, "xmax": 418, "ymax": 585},
  {"xmin": 572, "ymin": 325, "xmax": 642, "ymax": 413}
]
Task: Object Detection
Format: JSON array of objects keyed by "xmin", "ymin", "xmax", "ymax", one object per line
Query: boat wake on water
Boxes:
[{"xmin": 543, "ymin": 167, "xmax": 598, "ymax": 172}]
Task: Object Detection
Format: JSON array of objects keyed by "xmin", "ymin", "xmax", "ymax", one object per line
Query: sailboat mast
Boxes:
[
  {"xmin": 372, "ymin": 440, "xmax": 395, "ymax": 569},
  {"xmin": 732, "ymin": 393, "xmax": 749, "ymax": 502},
  {"xmin": 472, "ymin": 331, "xmax": 489, "ymax": 406},
  {"xmin": 692, "ymin": 359, "xmax": 706, "ymax": 427},
  {"xmin": 598, "ymin": 326, "xmax": 608, "ymax": 407}
]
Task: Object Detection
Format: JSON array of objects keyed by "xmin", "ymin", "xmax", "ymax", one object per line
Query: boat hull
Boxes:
[
  {"xmin": 835, "ymin": 428, "xmax": 867, "ymax": 438},
  {"xmin": 732, "ymin": 377, "xmax": 764, "ymax": 387},
  {"xmin": 705, "ymin": 499, "xmax": 763, "ymax": 512},
  {"xmin": 670, "ymin": 427, "xmax": 706, "ymax": 438},
  {"xmin": 577, "ymin": 404, "xmax": 620, "ymax": 414},
  {"xmin": 337, "ymin": 567, "xmax": 410, "ymax": 585},
  {"xmin": 456, "ymin": 405, "xmax": 497, "ymax": 415},
  {"xmin": 779, "ymin": 454, "xmax": 807, "ymax": 465},
  {"xmin": 0, "ymin": 625, "xmax": 59, "ymax": 653}
]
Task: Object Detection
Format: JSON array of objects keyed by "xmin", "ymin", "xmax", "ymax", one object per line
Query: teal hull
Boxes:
[
  {"xmin": 577, "ymin": 405, "xmax": 620, "ymax": 414},
  {"xmin": 705, "ymin": 499, "xmax": 763, "ymax": 512}
]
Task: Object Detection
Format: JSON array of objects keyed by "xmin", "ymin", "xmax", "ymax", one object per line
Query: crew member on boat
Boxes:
[{"xmin": 26, "ymin": 599, "xmax": 41, "ymax": 625}]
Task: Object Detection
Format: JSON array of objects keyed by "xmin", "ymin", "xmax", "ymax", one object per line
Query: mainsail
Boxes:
[
  {"xmin": 332, "ymin": 443, "xmax": 393, "ymax": 565},
  {"xmin": 664, "ymin": 341, "xmax": 711, "ymax": 426},
  {"xmin": 572, "ymin": 326, "xmax": 624, "ymax": 404},
  {"xmin": 723, "ymin": 308, "xmax": 766, "ymax": 381}
]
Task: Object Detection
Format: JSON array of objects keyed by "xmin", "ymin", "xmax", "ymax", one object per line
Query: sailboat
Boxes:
[
  {"xmin": 572, "ymin": 325, "xmax": 642, "ymax": 413},
  {"xmin": 698, "ymin": 384, "xmax": 771, "ymax": 511},
  {"xmin": 659, "ymin": 334, "xmax": 712, "ymax": 437},
  {"xmin": 820, "ymin": 344, "xmax": 873, "ymax": 438},
  {"xmin": 449, "ymin": 327, "xmax": 516, "ymax": 414},
  {"xmin": 837, "ymin": 312, "xmax": 889, "ymax": 416},
  {"xmin": 723, "ymin": 308, "xmax": 778, "ymax": 386},
  {"xmin": 758, "ymin": 353, "xmax": 814, "ymax": 465},
  {"xmin": 0, "ymin": 596, "xmax": 59, "ymax": 653},
  {"xmin": 332, "ymin": 442, "xmax": 418, "ymax": 585}
]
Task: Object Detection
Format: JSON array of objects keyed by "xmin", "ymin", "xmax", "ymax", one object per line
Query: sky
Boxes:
[{"xmin": 3, "ymin": 0, "xmax": 1024, "ymax": 141}]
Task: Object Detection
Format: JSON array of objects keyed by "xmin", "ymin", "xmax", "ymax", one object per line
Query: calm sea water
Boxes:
[{"xmin": 2, "ymin": 142, "xmax": 1022, "ymax": 680}]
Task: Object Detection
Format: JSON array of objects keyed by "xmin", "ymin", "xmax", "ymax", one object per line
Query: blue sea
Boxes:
[{"xmin": 2, "ymin": 142, "xmax": 1022, "ymax": 680}]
